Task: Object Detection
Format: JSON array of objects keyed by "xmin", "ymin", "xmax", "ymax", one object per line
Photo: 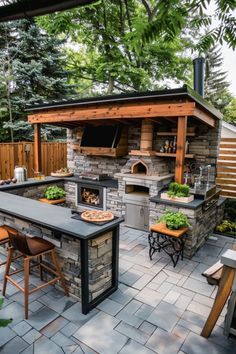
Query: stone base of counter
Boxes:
[{"xmin": 0, "ymin": 212, "xmax": 113, "ymax": 303}]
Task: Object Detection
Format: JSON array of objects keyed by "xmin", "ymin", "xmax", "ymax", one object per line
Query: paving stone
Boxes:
[
  {"xmin": 11, "ymin": 287, "xmax": 45, "ymax": 305},
  {"xmin": 181, "ymin": 331, "xmax": 233, "ymax": 354},
  {"xmin": 40, "ymin": 316, "xmax": 69, "ymax": 337},
  {"xmin": 0, "ymin": 336, "xmax": 28, "ymax": 354},
  {"xmin": 163, "ymin": 290, "xmax": 181, "ymax": 304},
  {"xmin": 76, "ymin": 341, "xmax": 98, "ymax": 354},
  {"xmin": 135, "ymin": 303, "xmax": 154, "ymax": 320},
  {"xmin": 172, "ymin": 324, "xmax": 190, "ymax": 340},
  {"xmin": 187, "ymin": 300, "xmax": 211, "ymax": 318},
  {"xmin": 116, "ymin": 308, "xmax": 143, "ymax": 328},
  {"xmin": 152, "ymin": 270, "xmax": 168, "ymax": 285},
  {"xmin": 26, "ymin": 306, "xmax": 59, "ymax": 331},
  {"xmin": 147, "ymin": 301, "xmax": 184, "ymax": 332},
  {"xmin": 175, "ymin": 294, "xmax": 192, "ymax": 310},
  {"xmin": 109, "ymin": 288, "xmax": 133, "ymax": 305},
  {"xmin": 73, "ymin": 312, "xmax": 128, "ymax": 354},
  {"xmin": 20, "ymin": 344, "xmax": 34, "ymax": 354},
  {"xmin": 182, "ymin": 277, "xmax": 215, "ymax": 297},
  {"xmin": 23, "ymin": 328, "xmax": 42, "ymax": 344},
  {"xmin": 61, "ymin": 302, "xmax": 99, "ymax": 328},
  {"xmin": 62, "ymin": 345, "xmax": 79, "ymax": 354},
  {"xmin": 172, "ymin": 285, "xmax": 196, "ymax": 299},
  {"xmin": 34, "ymin": 335, "xmax": 64, "ymax": 354},
  {"xmin": 135, "ymin": 288, "xmax": 164, "ymax": 307},
  {"xmin": 193, "ymin": 293, "xmax": 215, "ymax": 307},
  {"xmin": 12, "ymin": 321, "xmax": 32, "ymax": 336},
  {"xmin": 51, "ymin": 331, "xmax": 76, "ymax": 346},
  {"xmin": 157, "ymin": 281, "xmax": 173, "ymax": 294},
  {"xmin": 96, "ymin": 298, "xmax": 124, "ymax": 315},
  {"xmin": 0, "ymin": 301, "xmax": 26, "ymax": 328},
  {"xmin": 139, "ymin": 321, "xmax": 156, "ymax": 336},
  {"xmin": 119, "ymin": 269, "xmax": 144, "ymax": 286},
  {"xmin": 146, "ymin": 327, "xmax": 184, "ymax": 354},
  {"xmin": 115, "ymin": 321, "xmax": 149, "ymax": 345},
  {"xmin": 119, "ymin": 339, "xmax": 156, "ymax": 354},
  {"xmin": 60, "ymin": 321, "xmax": 79, "ymax": 337},
  {"xmin": 0, "ymin": 326, "xmax": 16, "ymax": 346},
  {"xmin": 28, "ymin": 300, "xmax": 44, "ymax": 312},
  {"xmin": 38, "ymin": 294, "xmax": 75, "ymax": 314},
  {"xmin": 181, "ymin": 310, "xmax": 206, "ymax": 328},
  {"xmin": 132, "ymin": 274, "xmax": 154, "ymax": 290},
  {"xmin": 208, "ymin": 325, "xmax": 236, "ymax": 352},
  {"xmin": 177, "ymin": 318, "xmax": 202, "ymax": 335}
]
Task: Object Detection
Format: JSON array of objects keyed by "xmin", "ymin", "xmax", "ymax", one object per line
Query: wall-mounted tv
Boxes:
[{"xmin": 80, "ymin": 125, "xmax": 122, "ymax": 148}]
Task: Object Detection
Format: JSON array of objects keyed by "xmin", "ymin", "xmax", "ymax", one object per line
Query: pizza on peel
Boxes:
[{"xmin": 81, "ymin": 210, "xmax": 114, "ymax": 222}]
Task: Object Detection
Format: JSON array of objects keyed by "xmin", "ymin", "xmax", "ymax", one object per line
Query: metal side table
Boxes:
[{"xmin": 148, "ymin": 223, "xmax": 188, "ymax": 267}]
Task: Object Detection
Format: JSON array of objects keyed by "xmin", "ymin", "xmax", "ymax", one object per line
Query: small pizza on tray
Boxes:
[{"xmin": 81, "ymin": 210, "xmax": 114, "ymax": 222}]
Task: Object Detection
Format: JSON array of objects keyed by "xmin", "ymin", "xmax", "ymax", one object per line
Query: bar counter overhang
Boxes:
[{"xmin": 0, "ymin": 188, "xmax": 123, "ymax": 314}]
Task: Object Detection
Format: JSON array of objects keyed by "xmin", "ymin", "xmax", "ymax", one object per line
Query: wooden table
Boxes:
[{"xmin": 148, "ymin": 223, "xmax": 188, "ymax": 267}]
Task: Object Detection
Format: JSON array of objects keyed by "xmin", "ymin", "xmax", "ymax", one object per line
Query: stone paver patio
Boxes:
[{"xmin": 0, "ymin": 225, "xmax": 236, "ymax": 354}]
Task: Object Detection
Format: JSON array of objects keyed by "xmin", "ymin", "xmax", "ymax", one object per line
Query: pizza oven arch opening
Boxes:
[
  {"xmin": 131, "ymin": 160, "xmax": 148, "ymax": 175},
  {"xmin": 125, "ymin": 184, "xmax": 149, "ymax": 195}
]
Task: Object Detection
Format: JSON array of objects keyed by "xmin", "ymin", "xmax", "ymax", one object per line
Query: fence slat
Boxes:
[
  {"xmin": 217, "ymin": 138, "xmax": 236, "ymax": 197},
  {"xmin": 0, "ymin": 142, "xmax": 67, "ymax": 180}
]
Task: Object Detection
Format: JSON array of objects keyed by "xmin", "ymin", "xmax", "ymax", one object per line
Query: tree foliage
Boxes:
[
  {"xmin": 37, "ymin": 1, "xmax": 193, "ymax": 95},
  {"xmin": 224, "ymin": 98, "xmax": 236, "ymax": 125},
  {"xmin": 0, "ymin": 19, "xmax": 75, "ymax": 142}
]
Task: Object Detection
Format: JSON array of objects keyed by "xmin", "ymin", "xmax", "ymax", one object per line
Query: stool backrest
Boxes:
[{"xmin": 8, "ymin": 232, "xmax": 30, "ymax": 255}]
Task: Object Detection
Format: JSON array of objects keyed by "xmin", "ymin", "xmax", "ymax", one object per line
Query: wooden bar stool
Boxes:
[
  {"xmin": 0, "ymin": 226, "xmax": 18, "ymax": 266},
  {"xmin": 2, "ymin": 231, "xmax": 68, "ymax": 319}
]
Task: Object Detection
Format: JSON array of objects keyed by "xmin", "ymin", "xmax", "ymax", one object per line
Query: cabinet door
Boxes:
[{"xmin": 125, "ymin": 203, "xmax": 149, "ymax": 231}]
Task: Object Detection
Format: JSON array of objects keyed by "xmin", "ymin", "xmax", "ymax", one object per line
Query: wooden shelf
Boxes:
[
  {"xmin": 157, "ymin": 132, "xmax": 196, "ymax": 136},
  {"xmin": 155, "ymin": 152, "xmax": 195, "ymax": 158}
]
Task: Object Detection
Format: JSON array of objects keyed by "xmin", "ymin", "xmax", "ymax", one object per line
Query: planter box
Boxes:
[{"xmin": 160, "ymin": 192, "xmax": 194, "ymax": 203}]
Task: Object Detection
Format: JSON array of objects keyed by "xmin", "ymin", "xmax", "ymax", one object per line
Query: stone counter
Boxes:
[
  {"xmin": 149, "ymin": 196, "xmax": 225, "ymax": 258},
  {"xmin": 0, "ymin": 190, "xmax": 123, "ymax": 314}
]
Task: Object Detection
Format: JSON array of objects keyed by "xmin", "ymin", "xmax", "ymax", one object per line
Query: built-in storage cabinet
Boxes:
[{"xmin": 125, "ymin": 203, "xmax": 149, "ymax": 231}]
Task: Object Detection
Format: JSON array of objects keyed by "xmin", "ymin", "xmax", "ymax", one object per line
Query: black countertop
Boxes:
[
  {"xmin": 0, "ymin": 191, "xmax": 123, "ymax": 239},
  {"xmin": 66, "ymin": 176, "xmax": 118, "ymax": 188},
  {"xmin": 150, "ymin": 195, "xmax": 204, "ymax": 210}
]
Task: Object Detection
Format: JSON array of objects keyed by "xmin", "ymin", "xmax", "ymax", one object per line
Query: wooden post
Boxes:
[
  {"xmin": 34, "ymin": 123, "xmax": 42, "ymax": 173},
  {"xmin": 175, "ymin": 116, "xmax": 187, "ymax": 183},
  {"xmin": 140, "ymin": 119, "xmax": 153, "ymax": 151}
]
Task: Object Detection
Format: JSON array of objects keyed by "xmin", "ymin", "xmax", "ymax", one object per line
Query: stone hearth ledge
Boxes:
[{"xmin": 0, "ymin": 191, "xmax": 123, "ymax": 314}]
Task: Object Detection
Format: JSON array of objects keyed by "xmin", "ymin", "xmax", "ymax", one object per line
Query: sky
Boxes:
[{"xmin": 221, "ymin": 44, "xmax": 236, "ymax": 96}]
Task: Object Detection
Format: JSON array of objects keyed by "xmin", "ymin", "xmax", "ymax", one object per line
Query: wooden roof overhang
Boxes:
[
  {"xmin": 0, "ymin": 0, "xmax": 97, "ymax": 22},
  {"xmin": 26, "ymin": 86, "xmax": 222, "ymax": 182}
]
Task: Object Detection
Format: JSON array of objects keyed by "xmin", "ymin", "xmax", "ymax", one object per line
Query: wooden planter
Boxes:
[
  {"xmin": 38, "ymin": 198, "xmax": 65, "ymax": 205},
  {"xmin": 160, "ymin": 192, "xmax": 194, "ymax": 203}
]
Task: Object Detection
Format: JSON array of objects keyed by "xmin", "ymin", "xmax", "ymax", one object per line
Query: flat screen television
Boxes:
[{"xmin": 80, "ymin": 125, "xmax": 122, "ymax": 148}]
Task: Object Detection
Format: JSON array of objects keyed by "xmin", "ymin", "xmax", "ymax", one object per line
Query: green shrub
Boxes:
[
  {"xmin": 216, "ymin": 220, "xmax": 236, "ymax": 235},
  {"xmin": 44, "ymin": 185, "xmax": 65, "ymax": 200},
  {"xmin": 0, "ymin": 298, "xmax": 12, "ymax": 327},
  {"xmin": 167, "ymin": 182, "xmax": 190, "ymax": 198},
  {"xmin": 158, "ymin": 210, "xmax": 190, "ymax": 230}
]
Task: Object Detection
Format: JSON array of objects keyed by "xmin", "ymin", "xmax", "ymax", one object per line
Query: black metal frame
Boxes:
[
  {"xmin": 77, "ymin": 183, "xmax": 104, "ymax": 209},
  {"xmin": 148, "ymin": 231, "xmax": 185, "ymax": 268},
  {"xmin": 80, "ymin": 225, "xmax": 119, "ymax": 314}
]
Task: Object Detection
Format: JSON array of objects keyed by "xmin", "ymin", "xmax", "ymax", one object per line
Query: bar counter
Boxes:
[{"xmin": 0, "ymin": 186, "xmax": 123, "ymax": 314}]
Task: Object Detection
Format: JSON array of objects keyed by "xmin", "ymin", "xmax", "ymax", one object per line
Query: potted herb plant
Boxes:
[
  {"xmin": 161, "ymin": 182, "xmax": 194, "ymax": 203},
  {"xmin": 44, "ymin": 185, "xmax": 66, "ymax": 200},
  {"xmin": 158, "ymin": 210, "xmax": 190, "ymax": 230}
]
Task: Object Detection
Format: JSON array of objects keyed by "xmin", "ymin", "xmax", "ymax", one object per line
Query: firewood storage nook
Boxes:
[{"xmin": 26, "ymin": 85, "xmax": 224, "ymax": 258}]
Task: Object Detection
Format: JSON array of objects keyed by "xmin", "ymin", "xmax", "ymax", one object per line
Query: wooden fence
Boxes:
[
  {"xmin": 216, "ymin": 138, "xmax": 236, "ymax": 198},
  {"xmin": 0, "ymin": 142, "xmax": 67, "ymax": 180}
]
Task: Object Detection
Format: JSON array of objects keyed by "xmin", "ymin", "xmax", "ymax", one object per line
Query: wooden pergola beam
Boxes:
[
  {"xmin": 28, "ymin": 102, "xmax": 196, "ymax": 123},
  {"xmin": 34, "ymin": 123, "xmax": 42, "ymax": 173},
  {"xmin": 175, "ymin": 116, "xmax": 187, "ymax": 183}
]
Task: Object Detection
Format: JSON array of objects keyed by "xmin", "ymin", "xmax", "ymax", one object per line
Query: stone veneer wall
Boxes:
[
  {"xmin": 0, "ymin": 211, "xmax": 113, "ymax": 302},
  {"xmin": 149, "ymin": 199, "xmax": 225, "ymax": 258}
]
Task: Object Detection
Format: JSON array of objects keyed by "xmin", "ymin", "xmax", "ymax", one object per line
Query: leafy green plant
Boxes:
[
  {"xmin": 158, "ymin": 211, "xmax": 190, "ymax": 230},
  {"xmin": 167, "ymin": 182, "xmax": 190, "ymax": 198},
  {"xmin": 216, "ymin": 220, "xmax": 236, "ymax": 235},
  {"xmin": 44, "ymin": 185, "xmax": 65, "ymax": 200},
  {"xmin": 0, "ymin": 298, "xmax": 12, "ymax": 328}
]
